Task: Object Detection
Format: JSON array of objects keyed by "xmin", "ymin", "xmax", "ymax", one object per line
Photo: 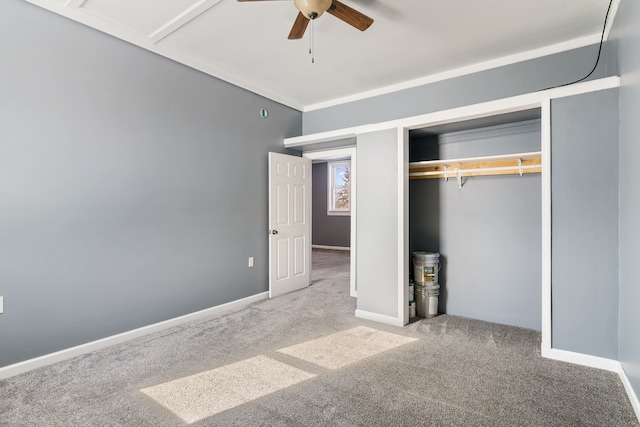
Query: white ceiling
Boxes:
[{"xmin": 26, "ymin": 0, "xmax": 615, "ymax": 111}]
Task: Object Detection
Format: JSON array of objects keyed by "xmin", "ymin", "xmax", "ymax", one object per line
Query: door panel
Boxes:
[
  {"xmin": 276, "ymin": 183, "xmax": 289, "ymax": 225},
  {"xmin": 276, "ymin": 238, "xmax": 289, "ymax": 281},
  {"xmin": 294, "ymin": 185, "xmax": 305, "ymax": 224},
  {"xmin": 294, "ymin": 236, "xmax": 305, "ymax": 276},
  {"xmin": 269, "ymin": 153, "xmax": 311, "ymax": 298}
]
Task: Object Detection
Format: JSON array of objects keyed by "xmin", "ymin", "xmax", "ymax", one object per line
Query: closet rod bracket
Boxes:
[
  {"xmin": 518, "ymin": 158, "xmax": 523, "ymax": 176},
  {"xmin": 456, "ymin": 168, "xmax": 462, "ymax": 189},
  {"xmin": 444, "ymin": 165, "xmax": 449, "ymax": 182}
]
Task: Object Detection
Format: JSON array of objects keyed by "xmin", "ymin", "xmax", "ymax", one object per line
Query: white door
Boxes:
[{"xmin": 268, "ymin": 152, "xmax": 311, "ymax": 298}]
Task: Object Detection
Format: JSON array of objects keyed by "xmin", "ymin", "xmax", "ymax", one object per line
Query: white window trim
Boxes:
[{"xmin": 327, "ymin": 160, "xmax": 351, "ymax": 216}]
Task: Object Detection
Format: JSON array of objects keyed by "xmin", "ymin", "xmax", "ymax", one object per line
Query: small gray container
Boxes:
[
  {"xmin": 412, "ymin": 252, "xmax": 440, "ymax": 286},
  {"xmin": 414, "ymin": 284, "xmax": 440, "ymax": 318}
]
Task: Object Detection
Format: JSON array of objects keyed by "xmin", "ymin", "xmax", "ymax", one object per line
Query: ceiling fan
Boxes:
[{"xmin": 237, "ymin": 0, "xmax": 374, "ymax": 40}]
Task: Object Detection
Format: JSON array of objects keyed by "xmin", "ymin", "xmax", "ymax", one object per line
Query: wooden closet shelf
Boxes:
[{"xmin": 409, "ymin": 151, "xmax": 541, "ymax": 180}]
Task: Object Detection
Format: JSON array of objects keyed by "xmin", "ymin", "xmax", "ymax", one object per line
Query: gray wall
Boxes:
[
  {"xmin": 356, "ymin": 129, "xmax": 401, "ymax": 318},
  {"xmin": 410, "ymin": 121, "xmax": 542, "ymax": 330},
  {"xmin": 303, "ymin": 43, "xmax": 616, "ymax": 134},
  {"xmin": 311, "ymin": 162, "xmax": 350, "ymax": 247},
  {"xmin": 550, "ymin": 89, "xmax": 619, "ymax": 359},
  {"xmin": 615, "ymin": 0, "xmax": 640, "ymax": 401},
  {"xmin": 0, "ymin": 0, "xmax": 301, "ymax": 367}
]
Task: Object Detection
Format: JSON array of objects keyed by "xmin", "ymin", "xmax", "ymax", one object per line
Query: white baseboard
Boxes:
[
  {"xmin": 312, "ymin": 245, "xmax": 350, "ymax": 251},
  {"xmin": 0, "ymin": 291, "xmax": 269, "ymax": 380},
  {"xmin": 542, "ymin": 347, "xmax": 640, "ymax": 423},
  {"xmin": 355, "ymin": 309, "xmax": 404, "ymax": 327},
  {"xmin": 542, "ymin": 347, "xmax": 621, "ymax": 372},
  {"xmin": 619, "ymin": 366, "xmax": 640, "ymax": 422}
]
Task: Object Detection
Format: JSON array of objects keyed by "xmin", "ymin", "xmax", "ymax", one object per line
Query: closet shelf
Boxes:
[{"xmin": 409, "ymin": 151, "xmax": 541, "ymax": 180}]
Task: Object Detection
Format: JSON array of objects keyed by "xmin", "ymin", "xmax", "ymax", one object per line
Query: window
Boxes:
[{"xmin": 328, "ymin": 160, "xmax": 350, "ymax": 216}]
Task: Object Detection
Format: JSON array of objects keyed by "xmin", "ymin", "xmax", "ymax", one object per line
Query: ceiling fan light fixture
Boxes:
[{"xmin": 293, "ymin": 0, "xmax": 332, "ymax": 19}]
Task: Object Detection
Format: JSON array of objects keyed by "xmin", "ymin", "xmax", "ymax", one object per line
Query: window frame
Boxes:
[{"xmin": 327, "ymin": 160, "xmax": 351, "ymax": 216}]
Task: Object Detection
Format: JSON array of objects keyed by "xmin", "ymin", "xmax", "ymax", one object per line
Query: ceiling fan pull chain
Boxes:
[
  {"xmin": 309, "ymin": 20, "xmax": 312, "ymax": 55},
  {"xmin": 311, "ymin": 19, "xmax": 315, "ymax": 64}
]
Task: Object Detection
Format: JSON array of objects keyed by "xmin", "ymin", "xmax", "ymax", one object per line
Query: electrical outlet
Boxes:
[
  {"xmin": 0, "ymin": 296, "xmax": 3, "ymax": 314},
  {"xmin": 248, "ymin": 257, "xmax": 254, "ymax": 268}
]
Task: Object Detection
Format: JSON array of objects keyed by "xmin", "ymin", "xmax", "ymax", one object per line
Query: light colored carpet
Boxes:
[
  {"xmin": 277, "ymin": 326, "xmax": 417, "ymax": 370},
  {"xmin": 0, "ymin": 249, "xmax": 637, "ymax": 426},
  {"xmin": 141, "ymin": 355, "xmax": 316, "ymax": 424}
]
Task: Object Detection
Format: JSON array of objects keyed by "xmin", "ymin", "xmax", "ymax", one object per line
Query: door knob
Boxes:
[{"xmin": 268, "ymin": 230, "xmax": 279, "ymax": 235}]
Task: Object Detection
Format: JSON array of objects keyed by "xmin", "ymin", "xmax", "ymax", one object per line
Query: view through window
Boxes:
[{"xmin": 328, "ymin": 160, "xmax": 350, "ymax": 215}]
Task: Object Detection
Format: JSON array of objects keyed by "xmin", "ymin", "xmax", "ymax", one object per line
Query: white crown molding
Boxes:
[
  {"xmin": 23, "ymin": 0, "xmax": 306, "ymax": 111},
  {"xmin": 304, "ymin": 0, "xmax": 623, "ymax": 112},
  {"xmin": 24, "ymin": 0, "xmax": 622, "ymax": 113},
  {"xmin": 303, "ymin": 33, "xmax": 602, "ymax": 112}
]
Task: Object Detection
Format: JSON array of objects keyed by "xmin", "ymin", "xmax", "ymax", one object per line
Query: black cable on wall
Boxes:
[{"xmin": 541, "ymin": 0, "xmax": 614, "ymax": 91}]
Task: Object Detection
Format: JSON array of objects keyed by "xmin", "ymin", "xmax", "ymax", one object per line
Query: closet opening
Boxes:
[{"xmin": 408, "ymin": 108, "xmax": 542, "ymax": 330}]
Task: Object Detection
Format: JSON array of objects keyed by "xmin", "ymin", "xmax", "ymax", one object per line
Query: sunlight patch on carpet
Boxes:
[
  {"xmin": 277, "ymin": 326, "xmax": 417, "ymax": 370},
  {"xmin": 140, "ymin": 355, "xmax": 315, "ymax": 424}
]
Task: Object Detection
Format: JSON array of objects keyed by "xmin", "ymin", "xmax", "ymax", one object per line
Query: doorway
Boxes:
[{"xmin": 304, "ymin": 148, "xmax": 357, "ymax": 297}]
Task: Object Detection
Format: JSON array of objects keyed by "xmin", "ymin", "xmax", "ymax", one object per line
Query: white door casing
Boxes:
[
  {"xmin": 303, "ymin": 147, "xmax": 357, "ymax": 298},
  {"xmin": 268, "ymin": 152, "xmax": 311, "ymax": 298}
]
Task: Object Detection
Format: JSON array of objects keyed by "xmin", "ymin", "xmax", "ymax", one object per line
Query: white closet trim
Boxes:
[{"xmin": 284, "ymin": 76, "xmax": 621, "ymax": 372}]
